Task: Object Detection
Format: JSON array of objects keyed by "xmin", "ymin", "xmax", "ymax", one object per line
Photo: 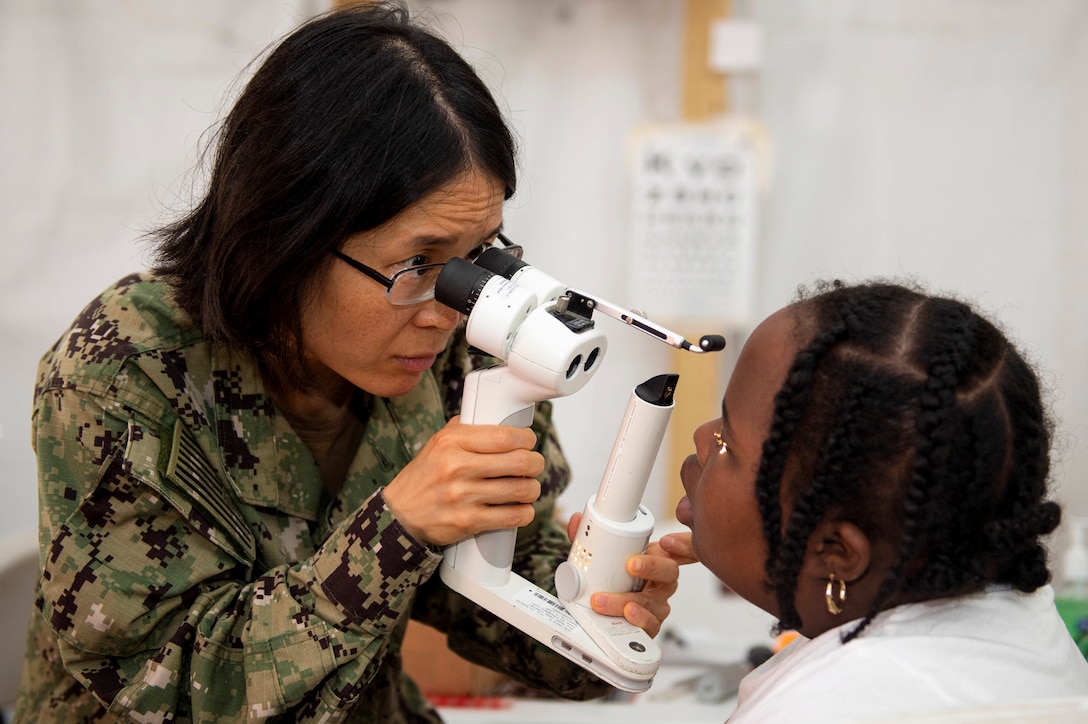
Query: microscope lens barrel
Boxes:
[
  {"xmin": 436, "ymin": 257, "xmax": 495, "ymax": 315},
  {"xmin": 476, "ymin": 247, "xmax": 528, "ymax": 278}
]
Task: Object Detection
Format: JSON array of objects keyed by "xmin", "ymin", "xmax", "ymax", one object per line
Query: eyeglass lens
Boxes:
[
  {"xmin": 386, "ymin": 237, "xmax": 522, "ymax": 305},
  {"xmin": 388, "ymin": 265, "xmax": 444, "ymax": 305}
]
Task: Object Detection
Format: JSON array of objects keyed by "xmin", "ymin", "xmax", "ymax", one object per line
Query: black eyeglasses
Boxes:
[{"xmin": 331, "ymin": 233, "xmax": 523, "ymax": 305}]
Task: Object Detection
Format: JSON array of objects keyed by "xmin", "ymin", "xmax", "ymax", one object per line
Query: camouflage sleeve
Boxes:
[{"xmin": 33, "ymin": 383, "xmax": 438, "ymax": 722}]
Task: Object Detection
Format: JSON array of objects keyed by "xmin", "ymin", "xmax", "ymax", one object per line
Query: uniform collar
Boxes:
[{"xmin": 210, "ymin": 346, "xmax": 446, "ymax": 520}]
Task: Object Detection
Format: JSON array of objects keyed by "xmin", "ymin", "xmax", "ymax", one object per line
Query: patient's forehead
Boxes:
[
  {"xmin": 725, "ymin": 307, "xmax": 807, "ymax": 445},
  {"xmin": 745, "ymin": 305, "xmax": 811, "ymax": 361}
]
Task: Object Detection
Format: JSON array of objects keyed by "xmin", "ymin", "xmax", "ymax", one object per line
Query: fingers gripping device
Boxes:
[{"xmin": 435, "ymin": 247, "xmax": 724, "ymax": 692}]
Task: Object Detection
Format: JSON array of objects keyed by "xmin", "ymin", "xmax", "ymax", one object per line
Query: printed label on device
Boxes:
[{"xmin": 514, "ymin": 587, "xmax": 580, "ymax": 634}]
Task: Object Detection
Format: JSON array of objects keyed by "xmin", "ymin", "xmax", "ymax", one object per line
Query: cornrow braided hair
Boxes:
[{"xmin": 757, "ymin": 280, "xmax": 1060, "ymax": 641}]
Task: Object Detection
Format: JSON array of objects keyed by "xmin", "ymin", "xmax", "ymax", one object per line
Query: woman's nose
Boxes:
[
  {"xmin": 693, "ymin": 419, "xmax": 718, "ymax": 465},
  {"xmin": 680, "ymin": 452, "xmax": 701, "ymax": 494},
  {"xmin": 416, "ymin": 297, "xmax": 463, "ymax": 330}
]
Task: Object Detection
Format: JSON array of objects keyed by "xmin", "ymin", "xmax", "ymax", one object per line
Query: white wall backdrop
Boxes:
[
  {"xmin": 0, "ymin": 0, "xmax": 322, "ymax": 539},
  {"xmin": 743, "ymin": 0, "xmax": 1088, "ymax": 531},
  {"xmin": 2, "ymin": 0, "xmax": 1086, "ymax": 563}
]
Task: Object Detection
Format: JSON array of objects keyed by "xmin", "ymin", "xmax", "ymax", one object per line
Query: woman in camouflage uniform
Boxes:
[{"xmin": 16, "ymin": 5, "xmax": 694, "ymax": 722}]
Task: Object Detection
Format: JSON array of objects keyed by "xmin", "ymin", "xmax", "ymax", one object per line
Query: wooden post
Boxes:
[
  {"xmin": 682, "ymin": 0, "xmax": 731, "ymax": 121},
  {"xmin": 663, "ymin": 0, "xmax": 733, "ymax": 515}
]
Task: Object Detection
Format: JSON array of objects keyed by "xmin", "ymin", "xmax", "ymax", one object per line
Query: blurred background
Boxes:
[{"xmin": 1, "ymin": 0, "xmax": 1087, "ymax": 718}]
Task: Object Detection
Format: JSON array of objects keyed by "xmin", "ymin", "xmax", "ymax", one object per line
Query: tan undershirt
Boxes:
[{"xmin": 264, "ymin": 371, "xmax": 368, "ymax": 497}]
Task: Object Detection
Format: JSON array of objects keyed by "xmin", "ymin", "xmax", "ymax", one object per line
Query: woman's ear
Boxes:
[{"xmin": 802, "ymin": 519, "xmax": 872, "ymax": 584}]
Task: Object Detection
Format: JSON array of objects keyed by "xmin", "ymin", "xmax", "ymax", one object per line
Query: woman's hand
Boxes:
[
  {"xmin": 566, "ymin": 513, "xmax": 699, "ymax": 638},
  {"xmin": 383, "ymin": 416, "xmax": 544, "ymax": 547}
]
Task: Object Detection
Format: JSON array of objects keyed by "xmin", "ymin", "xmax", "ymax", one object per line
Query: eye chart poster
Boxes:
[{"xmin": 628, "ymin": 121, "xmax": 766, "ymax": 325}]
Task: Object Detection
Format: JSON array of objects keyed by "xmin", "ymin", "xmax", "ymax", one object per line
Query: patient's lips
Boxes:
[{"xmin": 675, "ymin": 495, "xmax": 693, "ymax": 527}]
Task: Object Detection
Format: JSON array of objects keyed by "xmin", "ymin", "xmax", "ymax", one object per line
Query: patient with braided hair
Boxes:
[{"xmin": 675, "ymin": 280, "xmax": 1088, "ymax": 722}]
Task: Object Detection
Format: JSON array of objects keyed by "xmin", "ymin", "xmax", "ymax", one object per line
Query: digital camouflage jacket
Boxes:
[{"xmin": 15, "ymin": 273, "xmax": 608, "ymax": 723}]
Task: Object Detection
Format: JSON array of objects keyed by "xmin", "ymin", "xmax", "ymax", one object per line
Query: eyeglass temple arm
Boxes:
[{"xmin": 330, "ymin": 249, "xmax": 395, "ymax": 287}]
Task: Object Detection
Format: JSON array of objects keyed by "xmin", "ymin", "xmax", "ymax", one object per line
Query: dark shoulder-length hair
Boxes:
[{"xmin": 151, "ymin": 2, "xmax": 516, "ymax": 380}]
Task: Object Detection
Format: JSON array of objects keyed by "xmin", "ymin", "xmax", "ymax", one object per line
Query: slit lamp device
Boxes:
[{"xmin": 435, "ymin": 247, "xmax": 724, "ymax": 692}]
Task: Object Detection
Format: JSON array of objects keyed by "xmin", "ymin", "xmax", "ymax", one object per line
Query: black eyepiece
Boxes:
[
  {"xmin": 476, "ymin": 247, "xmax": 528, "ymax": 279},
  {"xmin": 436, "ymin": 258, "xmax": 495, "ymax": 315}
]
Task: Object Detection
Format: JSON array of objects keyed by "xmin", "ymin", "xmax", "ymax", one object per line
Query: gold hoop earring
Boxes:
[
  {"xmin": 825, "ymin": 573, "xmax": 847, "ymax": 615},
  {"xmin": 713, "ymin": 431, "xmax": 729, "ymax": 455}
]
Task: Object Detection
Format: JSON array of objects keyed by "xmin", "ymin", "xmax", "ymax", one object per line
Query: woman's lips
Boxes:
[
  {"xmin": 675, "ymin": 495, "xmax": 693, "ymax": 527},
  {"xmin": 396, "ymin": 354, "xmax": 439, "ymax": 373},
  {"xmin": 676, "ymin": 453, "xmax": 699, "ymax": 527}
]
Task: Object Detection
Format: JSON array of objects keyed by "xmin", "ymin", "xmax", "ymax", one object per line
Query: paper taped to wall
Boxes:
[{"xmin": 629, "ymin": 121, "xmax": 768, "ymax": 324}]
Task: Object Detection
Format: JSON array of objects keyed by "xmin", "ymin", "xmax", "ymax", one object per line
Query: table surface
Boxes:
[{"xmin": 437, "ymin": 664, "xmax": 737, "ymax": 724}]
